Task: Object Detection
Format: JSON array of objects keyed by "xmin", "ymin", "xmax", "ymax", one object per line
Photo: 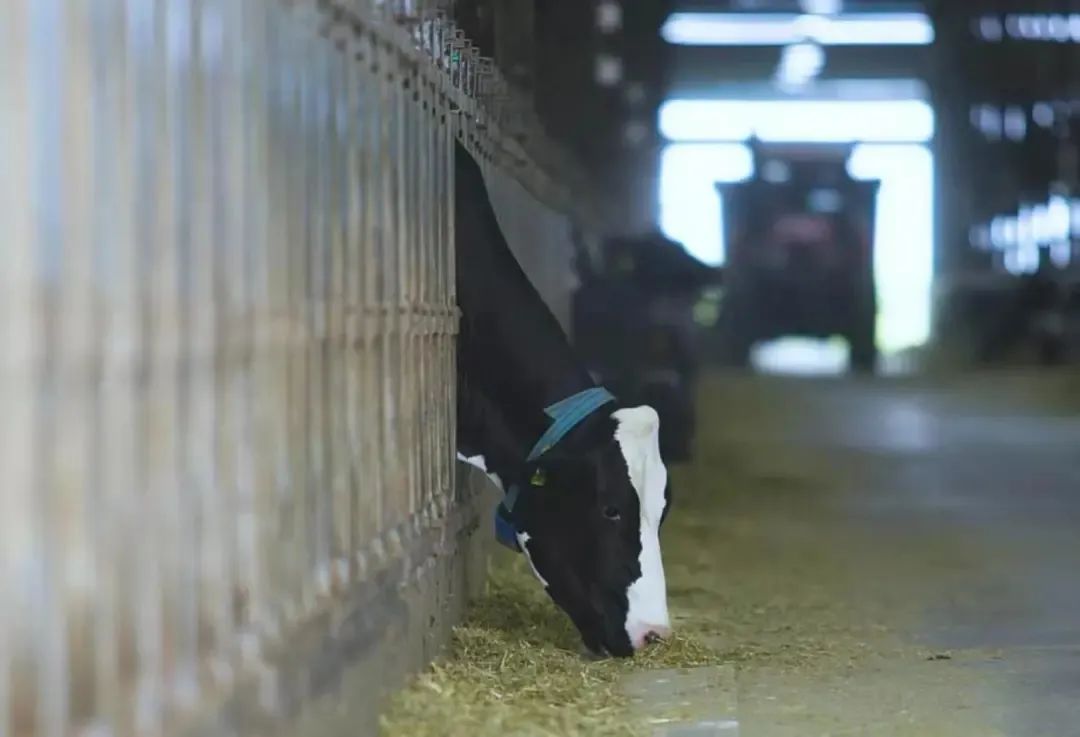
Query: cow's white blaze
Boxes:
[{"xmin": 612, "ymin": 406, "xmax": 671, "ymax": 648}]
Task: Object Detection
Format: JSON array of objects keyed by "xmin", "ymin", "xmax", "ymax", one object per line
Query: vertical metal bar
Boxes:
[
  {"xmin": 200, "ymin": 0, "xmax": 236, "ymax": 694},
  {"xmin": 322, "ymin": 10, "xmax": 339, "ymax": 597},
  {"xmin": 361, "ymin": 22, "xmax": 386, "ymax": 572},
  {"xmin": 326, "ymin": 14, "xmax": 352, "ymax": 592},
  {"xmin": 109, "ymin": 0, "xmax": 146, "ymax": 729},
  {"xmin": 426, "ymin": 26, "xmax": 439, "ymax": 523},
  {"xmin": 0, "ymin": 3, "xmax": 33, "ymax": 734},
  {"xmin": 311, "ymin": 12, "xmax": 332, "ymax": 604},
  {"xmin": 55, "ymin": 0, "xmax": 100, "ymax": 724},
  {"xmin": 188, "ymin": 0, "xmax": 221, "ymax": 700},
  {"xmin": 425, "ymin": 16, "xmax": 441, "ymax": 524},
  {"xmin": 430, "ymin": 14, "xmax": 444, "ymax": 520},
  {"xmin": 417, "ymin": 9, "xmax": 432, "ymax": 527},
  {"xmin": 285, "ymin": 5, "xmax": 309, "ymax": 622},
  {"xmin": 444, "ymin": 18, "xmax": 458, "ymax": 515},
  {"xmin": 297, "ymin": 3, "xmax": 314, "ymax": 614},
  {"xmin": 378, "ymin": 22, "xmax": 400, "ymax": 559},
  {"xmin": 86, "ymin": 0, "xmax": 126, "ymax": 728},
  {"xmin": 162, "ymin": 0, "xmax": 201, "ymax": 712},
  {"xmin": 301, "ymin": 4, "xmax": 325, "ymax": 611},
  {"xmin": 417, "ymin": 39, "xmax": 431, "ymax": 531},
  {"xmin": 234, "ymin": 0, "xmax": 267, "ymax": 669},
  {"xmin": 137, "ymin": 0, "xmax": 172, "ymax": 726},
  {"xmin": 264, "ymin": 1, "xmax": 294, "ymax": 636},
  {"xmin": 220, "ymin": 0, "xmax": 248, "ymax": 679},
  {"xmin": 417, "ymin": 43, "xmax": 430, "ymax": 535},
  {"xmin": 392, "ymin": 29, "xmax": 411, "ymax": 548},
  {"xmin": 427, "ymin": 21, "xmax": 439, "ymax": 526},
  {"xmin": 403, "ymin": 51, "xmax": 419, "ymax": 540},
  {"xmin": 248, "ymin": 0, "xmax": 283, "ymax": 659},
  {"xmin": 339, "ymin": 16, "xmax": 362, "ymax": 584},
  {"xmin": 434, "ymin": 13, "xmax": 450, "ymax": 517},
  {"xmin": 29, "ymin": 1, "xmax": 70, "ymax": 734}
]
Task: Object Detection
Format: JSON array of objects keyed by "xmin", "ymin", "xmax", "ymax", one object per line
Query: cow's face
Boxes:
[{"xmin": 513, "ymin": 406, "xmax": 671, "ymax": 657}]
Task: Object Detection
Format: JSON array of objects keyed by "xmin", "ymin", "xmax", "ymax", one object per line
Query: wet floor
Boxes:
[{"xmin": 655, "ymin": 370, "xmax": 1080, "ymax": 736}]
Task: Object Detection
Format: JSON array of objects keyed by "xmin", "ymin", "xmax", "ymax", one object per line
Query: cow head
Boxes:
[{"xmin": 510, "ymin": 406, "xmax": 672, "ymax": 657}]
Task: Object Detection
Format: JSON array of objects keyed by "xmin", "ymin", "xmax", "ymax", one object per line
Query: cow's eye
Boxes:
[{"xmin": 602, "ymin": 506, "xmax": 621, "ymax": 521}]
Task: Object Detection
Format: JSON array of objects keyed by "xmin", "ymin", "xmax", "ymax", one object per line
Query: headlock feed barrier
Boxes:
[{"xmin": 0, "ymin": 2, "xmax": 608, "ymax": 736}]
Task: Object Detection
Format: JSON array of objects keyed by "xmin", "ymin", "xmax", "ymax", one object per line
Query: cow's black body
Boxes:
[
  {"xmin": 453, "ymin": 142, "xmax": 672, "ymax": 657},
  {"xmin": 454, "ymin": 143, "xmax": 616, "ymax": 478}
]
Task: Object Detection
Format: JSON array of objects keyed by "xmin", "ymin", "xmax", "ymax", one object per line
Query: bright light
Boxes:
[
  {"xmin": 594, "ymin": 54, "xmax": 622, "ymax": 86},
  {"xmin": 659, "ymin": 143, "xmax": 753, "ymax": 265},
  {"xmin": 1003, "ymin": 13, "xmax": 1080, "ymax": 42},
  {"xmin": 659, "ymin": 99, "xmax": 934, "ymax": 143},
  {"xmin": 801, "ymin": 0, "xmax": 842, "ymax": 16},
  {"xmin": 993, "ymin": 215, "xmax": 1018, "ymax": 248},
  {"xmin": 1033, "ymin": 102, "xmax": 1054, "ymax": 128},
  {"xmin": 596, "ymin": 1, "xmax": 622, "ymax": 33},
  {"xmin": 1003, "ymin": 106, "xmax": 1027, "ymax": 141},
  {"xmin": 848, "ymin": 144, "xmax": 934, "ymax": 351},
  {"xmin": 662, "ymin": 12, "xmax": 934, "ymax": 47},
  {"xmin": 976, "ymin": 15, "xmax": 1004, "ymax": 42},
  {"xmin": 1046, "ymin": 195, "xmax": 1070, "ymax": 243},
  {"xmin": 776, "ymin": 42, "xmax": 825, "ymax": 88},
  {"xmin": 985, "ymin": 194, "xmax": 1073, "ymax": 274},
  {"xmin": 970, "ymin": 224, "xmax": 991, "ymax": 250},
  {"xmin": 753, "ymin": 338, "xmax": 849, "ymax": 376},
  {"xmin": 1050, "ymin": 241, "xmax": 1072, "ymax": 268}
]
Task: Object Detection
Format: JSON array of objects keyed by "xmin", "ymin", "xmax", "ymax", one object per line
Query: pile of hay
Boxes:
[{"xmin": 379, "ymin": 554, "xmax": 722, "ymax": 737}]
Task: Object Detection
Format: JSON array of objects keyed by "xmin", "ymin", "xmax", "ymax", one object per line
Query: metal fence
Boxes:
[{"xmin": 0, "ymin": 2, "xmax": 608, "ymax": 736}]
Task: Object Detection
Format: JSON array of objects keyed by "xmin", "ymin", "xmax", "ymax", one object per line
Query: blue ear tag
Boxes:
[{"xmin": 494, "ymin": 506, "xmax": 521, "ymax": 551}]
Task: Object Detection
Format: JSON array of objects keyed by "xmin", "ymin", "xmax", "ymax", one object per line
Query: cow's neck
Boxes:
[
  {"xmin": 454, "ymin": 138, "xmax": 607, "ymax": 468},
  {"xmin": 457, "ymin": 380, "xmax": 532, "ymax": 482},
  {"xmin": 461, "ymin": 317, "xmax": 597, "ymax": 444}
]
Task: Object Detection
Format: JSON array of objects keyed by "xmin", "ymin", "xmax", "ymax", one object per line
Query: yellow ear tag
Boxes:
[{"xmin": 530, "ymin": 468, "xmax": 546, "ymax": 487}]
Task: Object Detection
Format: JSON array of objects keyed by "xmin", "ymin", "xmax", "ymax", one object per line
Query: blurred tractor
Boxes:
[
  {"xmin": 571, "ymin": 229, "xmax": 719, "ymax": 462},
  {"xmin": 716, "ymin": 142, "xmax": 881, "ymax": 373}
]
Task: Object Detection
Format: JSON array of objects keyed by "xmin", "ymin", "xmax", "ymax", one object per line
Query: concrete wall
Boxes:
[{"xmin": 174, "ymin": 467, "xmax": 500, "ymax": 737}]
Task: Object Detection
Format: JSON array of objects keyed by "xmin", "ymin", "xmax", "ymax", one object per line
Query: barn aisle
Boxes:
[{"xmin": 666, "ymin": 370, "xmax": 1080, "ymax": 736}]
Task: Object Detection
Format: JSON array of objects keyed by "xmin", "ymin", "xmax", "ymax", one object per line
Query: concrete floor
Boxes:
[{"xmin": 659, "ymin": 370, "xmax": 1080, "ymax": 736}]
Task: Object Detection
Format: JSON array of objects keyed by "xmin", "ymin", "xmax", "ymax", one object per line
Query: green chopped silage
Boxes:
[{"xmin": 379, "ymin": 554, "xmax": 723, "ymax": 737}]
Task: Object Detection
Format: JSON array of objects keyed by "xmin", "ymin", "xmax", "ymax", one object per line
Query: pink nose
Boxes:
[{"xmin": 630, "ymin": 624, "xmax": 671, "ymax": 650}]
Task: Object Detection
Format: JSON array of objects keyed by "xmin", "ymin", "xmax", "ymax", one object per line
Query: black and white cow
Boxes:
[{"xmin": 454, "ymin": 142, "xmax": 672, "ymax": 657}]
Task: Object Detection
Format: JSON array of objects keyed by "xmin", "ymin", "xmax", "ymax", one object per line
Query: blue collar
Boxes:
[
  {"xmin": 527, "ymin": 387, "xmax": 617, "ymax": 461},
  {"xmin": 495, "ymin": 387, "xmax": 616, "ymax": 551}
]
